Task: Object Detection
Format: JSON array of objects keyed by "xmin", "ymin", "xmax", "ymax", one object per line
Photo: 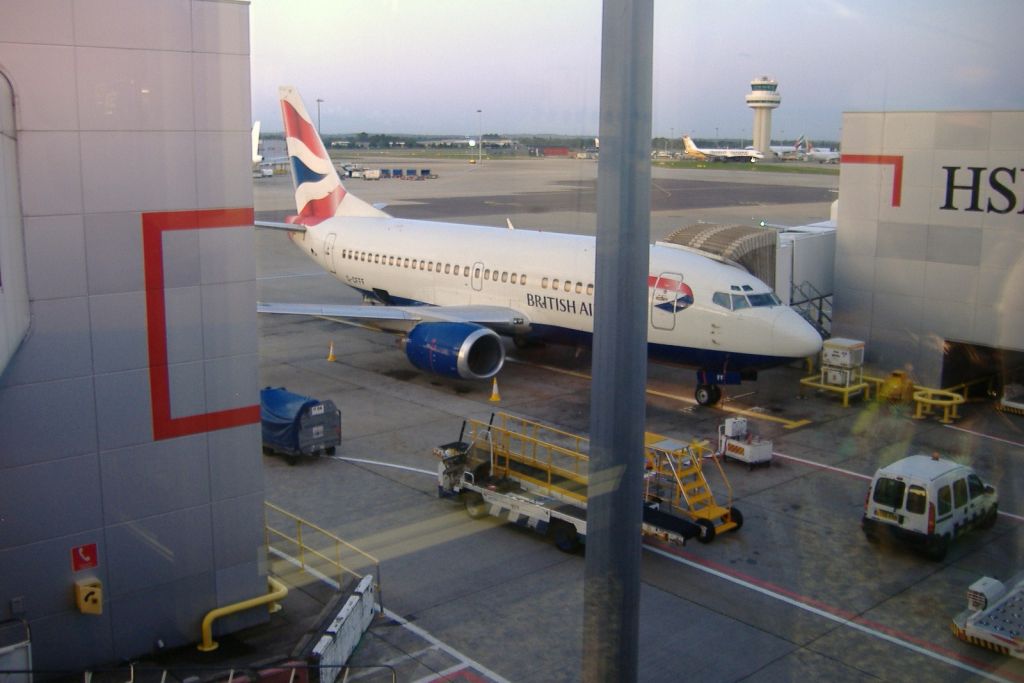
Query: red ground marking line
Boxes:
[
  {"xmin": 646, "ymin": 539, "xmax": 1024, "ymax": 681},
  {"xmin": 840, "ymin": 154, "xmax": 904, "ymax": 207},
  {"xmin": 142, "ymin": 208, "xmax": 260, "ymax": 440},
  {"xmin": 430, "ymin": 667, "xmax": 490, "ymax": 683}
]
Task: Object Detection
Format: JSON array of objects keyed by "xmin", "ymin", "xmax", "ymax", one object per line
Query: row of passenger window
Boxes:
[{"xmin": 340, "ymin": 248, "xmax": 595, "ymax": 296}]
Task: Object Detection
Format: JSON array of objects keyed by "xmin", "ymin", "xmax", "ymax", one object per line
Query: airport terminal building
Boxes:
[
  {"xmin": 834, "ymin": 111, "xmax": 1024, "ymax": 389},
  {"xmin": 0, "ymin": 0, "xmax": 264, "ymax": 670}
]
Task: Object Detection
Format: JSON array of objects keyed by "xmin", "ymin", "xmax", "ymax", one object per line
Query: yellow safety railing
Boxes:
[
  {"xmin": 264, "ymin": 502, "xmax": 380, "ymax": 593},
  {"xmin": 911, "ymin": 388, "xmax": 966, "ymax": 424},
  {"xmin": 466, "ymin": 414, "xmax": 591, "ymax": 501}
]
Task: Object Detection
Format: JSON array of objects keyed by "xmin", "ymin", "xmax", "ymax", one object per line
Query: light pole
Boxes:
[
  {"xmin": 476, "ymin": 109, "xmax": 483, "ymax": 164},
  {"xmin": 316, "ymin": 98, "xmax": 324, "ymax": 135}
]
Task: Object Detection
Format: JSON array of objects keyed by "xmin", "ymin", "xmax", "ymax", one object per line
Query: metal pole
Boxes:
[
  {"xmin": 316, "ymin": 98, "xmax": 324, "ymax": 135},
  {"xmin": 584, "ymin": 0, "xmax": 652, "ymax": 680},
  {"xmin": 477, "ymin": 109, "xmax": 483, "ymax": 164}
]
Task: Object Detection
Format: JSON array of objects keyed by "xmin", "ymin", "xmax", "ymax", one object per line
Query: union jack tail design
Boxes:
[{"xmin": 278, "ymin": 86, "xmax": 387, "ymax": 223}]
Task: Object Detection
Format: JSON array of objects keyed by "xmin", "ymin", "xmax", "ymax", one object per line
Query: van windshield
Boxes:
[{"xmin": 873, "ymin": 477, "xmax": 905, "ymax": 508}]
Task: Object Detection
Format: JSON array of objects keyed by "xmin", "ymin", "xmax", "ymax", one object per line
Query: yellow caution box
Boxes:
[{"xmin": 74, "ymin": 578, "xmax": 103, "ymax": 615}]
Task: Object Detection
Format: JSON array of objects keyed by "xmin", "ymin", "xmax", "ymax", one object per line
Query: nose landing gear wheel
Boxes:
[{"xmin": 695, "ymin": 384, "xmax": 722, "ymax": 406}]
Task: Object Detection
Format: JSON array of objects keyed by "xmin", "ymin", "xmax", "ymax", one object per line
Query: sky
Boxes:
[{"xmin": 250, "ymin": 0, "xmax": 1024, "ymax": 142}]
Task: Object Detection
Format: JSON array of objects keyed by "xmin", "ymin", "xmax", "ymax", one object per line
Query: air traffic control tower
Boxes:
[{"xmin": 746, "ymin": 76, "xmax": 781, "ymax": 156}]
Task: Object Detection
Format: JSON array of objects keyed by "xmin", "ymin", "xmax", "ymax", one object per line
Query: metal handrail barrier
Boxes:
[
  {"xmin": 264, "ymin": 502, "xmax": 380, "ymax": 599},
  {"xmin": 198, "ymin": 576, "xmax": 288, "ymax": 652}
]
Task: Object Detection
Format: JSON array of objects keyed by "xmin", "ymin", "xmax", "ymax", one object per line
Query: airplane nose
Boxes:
[{"xmin": 773, "ymin": 310, "xmax": 823, "ymax": 359}]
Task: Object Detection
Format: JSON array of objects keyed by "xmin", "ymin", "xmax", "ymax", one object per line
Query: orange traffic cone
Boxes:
[
  {"xmin": 489, "ymin": 377, "xmax": 501, "ymax": 402},
  {"xmin": 327, "ymin": 341, "xmax": 336, "ymax": 362}
]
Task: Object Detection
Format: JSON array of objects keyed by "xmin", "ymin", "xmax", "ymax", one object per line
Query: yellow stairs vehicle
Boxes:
[
  {"xmin": 644, "ymin": 435, "xmax": 742, "ymax": 542},
  {"xmin": 436, "ymin": 413, "xmax": 742, "ymax": 551}
]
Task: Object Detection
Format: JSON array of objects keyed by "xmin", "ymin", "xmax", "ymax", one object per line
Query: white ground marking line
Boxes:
[
  {"xmin": 645, "ymin": 545, "xmax": 1016, "ymax": 683},
  {"xmin": 268, "ymin": 547, "xmax": 510, "ymax": 683},
  {"xmin": 332, "ymin": 456, "xmax": 436, "ymax": 476},
  {"xmin": 389, "ymin": 608, "xmax": 513, "ymax": 683},
  {"xmin": 772, "ymin": 450, "xmax": 1024, "ymax": 522},
  {"xmin": 944, "ymin": 424, "xmax": 1024, "ymax": 449}
]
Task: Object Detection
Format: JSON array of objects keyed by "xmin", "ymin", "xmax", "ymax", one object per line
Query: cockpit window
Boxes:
[
  {"xmin": 713, "ymin": 292, "xmax": 731, "ymax": 309},
  {"xmin": 747, "ymin": 292, "xmax": 781, "ymax": 307},
  {"xmin": 731, "ymin": 294, "xmax": 750, "ymax": 310}
]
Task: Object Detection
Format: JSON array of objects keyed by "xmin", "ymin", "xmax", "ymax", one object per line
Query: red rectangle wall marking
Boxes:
[{"xmin": 142, "ymin": 208, "xmax": 260, "ymax": 440}]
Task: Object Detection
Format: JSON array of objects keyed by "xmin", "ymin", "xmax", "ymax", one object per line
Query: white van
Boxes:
[{"xmin": 862, "ymin": 454, "xmax": 998, "ymax": 560}]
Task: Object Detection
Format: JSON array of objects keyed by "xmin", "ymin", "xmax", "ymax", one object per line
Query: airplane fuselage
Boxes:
[{"xmin": 288, "ymin": 216, "xmax": 822, "ymax": 373}]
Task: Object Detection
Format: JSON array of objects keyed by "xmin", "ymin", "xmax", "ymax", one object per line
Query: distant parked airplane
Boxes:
[
  {"xmin": 805, "ymin": 140, "xmax": 840, "ymax": 164},
  {"xmin": 682, "ymin": 135, "xmax": 764, "ymax": 163},
  {"xmin": 257, "ymin": 87, "xmax": 822, "ymax": 405}
]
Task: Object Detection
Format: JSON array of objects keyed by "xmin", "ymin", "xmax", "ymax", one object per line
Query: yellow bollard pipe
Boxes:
[{"xmin": 197, "ymin": 576, "xmax": 288, "ymax": 652}]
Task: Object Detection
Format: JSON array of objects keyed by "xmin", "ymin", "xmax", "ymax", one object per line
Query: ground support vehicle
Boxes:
[
  {"xmin": 951, "ymin": 572, "xmax": 1024, "ymax": 658},
  {"xmin": 435, "ymin": 413, "xmax": 742, "ymax": 551},
  {"xmin": 861, "ymin": 454, "xmax": 998, "ymax": 561},
  {"xmin": 715, "ymin": 417, "xmax": 772, "ymax": 468},
  {"xmin": 260, "ymin": 386, "xmax": 341, "ymax": 464}
]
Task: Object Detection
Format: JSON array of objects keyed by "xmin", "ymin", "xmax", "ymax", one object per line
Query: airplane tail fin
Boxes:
[
  {"xmin": 682, "ymin": 135, "xmax": 704, "ymax": 158},
  {"xmin": 278, "ymin": 86, "xmax": 388, "ymax": 223}
]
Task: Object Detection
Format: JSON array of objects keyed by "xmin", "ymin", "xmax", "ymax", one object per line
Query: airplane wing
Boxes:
[{"xmin": 257, "ymin": 301, "xmax": 531, "ymax": 336}]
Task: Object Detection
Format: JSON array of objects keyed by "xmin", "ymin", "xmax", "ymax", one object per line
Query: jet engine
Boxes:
[{"xmin": 404, "ymin": 322, "xmax": 505, "ymax": 380}]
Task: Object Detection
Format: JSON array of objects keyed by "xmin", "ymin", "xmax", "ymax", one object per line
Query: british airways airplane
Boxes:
[{"xmin": 258, "ymin": 87, "xmax": 822, "ymax": 405}]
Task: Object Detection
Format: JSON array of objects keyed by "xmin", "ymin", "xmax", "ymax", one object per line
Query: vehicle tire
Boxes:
[
  {"xmin": 729, "ymin": 506, "xmax": 743, "ymax": 531},
  {"xmin": 262, "ymin": 446, "xmax": 273, "ymax": 455},
  {"xmin": 710, "ymin": 385, "xmax": 722, "ymax": 404},
  {"xmin": 463, "ymin": 492, "xmax": 489, "ymax": 519},
  {"xmin": 979, "ymin": 504, "xmax": 998, "ymax": 529},
  {"xmin": 551, "ymin": 520, "xmax": 581, "ymax": 553},
  {"xmin": 326, "ymin": 446, "xmax": 336, "ymax": 455},
  {"xmin": 695, "ymin": 518, "xmax": 716, "ymax": 543},
  {"xmin": 695, "ymin": 385, "xmax": 715, "ymax": 406},
  {"xmin": 926, "ymin": 534, "xmax": 949, "ymax": 561},
  {"xmin": 286, "ymin": 454, "xmax": 298, "ymax": 466}
]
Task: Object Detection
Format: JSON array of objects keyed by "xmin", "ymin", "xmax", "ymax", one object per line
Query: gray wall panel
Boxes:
[
  {"xmin": 201, "ymin": 281, "xmax": 258, "ymax": 358},
  {"xmin": 204, "ymin": 353, "xmax": 258, "ymax": 413},
  {"xmin": 873, "ymin": 258, "xmax": 925, "ymax": 297},
  {"xmin": 214, "ymin": 560, "xmax": 267, "ymax": 633},
  {"xmin": 875, "ymin": 223, "xmax": 926, "ymax": 261},
  {"xmin": 162, "ymin": 229, "xmax": 201, "ymax": 289},
  {"xmin": 0, "ymin": 297, "xmax": 93, "ymax": 385},
  {"xmin": 164, "ymin": 286, "xmax": 205, "ymax": 364},
  {"xmin": 923, "ymin": 262, "xmax": 978, "ymax": 306},
  {"xmin": 211, "ymin": 492, "xmax": 263, "ymax": 569},
  {"xmin": 93, "ymin": 369, "xmax": 153, "ymax": 450},
  {"xmin": 28, "ymin": 608, "xmax": 115, "ymax": 674},
  {"xmin": 0, "ymin": 456, "xmax": 102, "ymax": 548},
  {"xmin": 23, "ymin": 214, "xmax": 88, "ymax": 300},
  {"xmin": 926, "ymin": 226, "xmax": 981, "ymax": 267},
  {"xmin": 109, "ymin": 571, "xmax": 215, "ymax": 658},
  {"xmin": 100, "ymin": 435, "xmax": 210, "ymax": 523},
  {"xmin": 89, "ymin": 291, "xmax": 149, "ymax": 373},
  {"xmin": 0, "ymin": 377, "xmax": 98, "ymax": 467},
  {"xmin": 199, "ymin": 227, "xmax": 256, "ymax": 285},
  {"xmin": 208, "ymin": 425, "xmax": 263, "ymax": 501},
  {"xmin": 84, "ymin": 212, "xmax": 144, "ymax": 295},
  {"xmin": 105, "ymin": 506, "xmax": 214, "ymax": 595},
  {"xmin": 167, "ymin": 360, "xmax": 207, "ymax": 417}
]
